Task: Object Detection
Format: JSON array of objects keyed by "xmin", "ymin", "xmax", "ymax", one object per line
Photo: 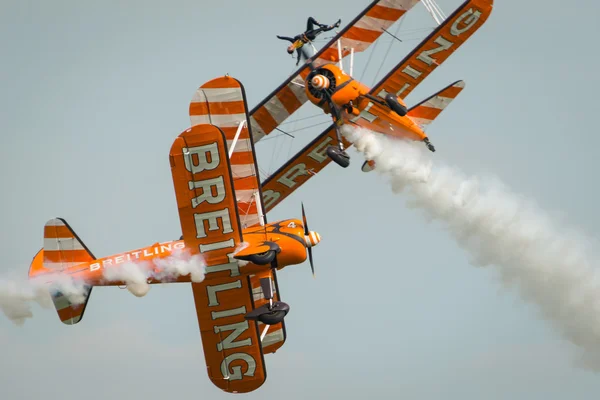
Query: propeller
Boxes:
[
  {"xmin": 301, "ymin": 202, "xmax": 320, "ymax": 278},
  {"xmin": 300, "ymin": 47, "xmax": 348, "ymax": 158}
]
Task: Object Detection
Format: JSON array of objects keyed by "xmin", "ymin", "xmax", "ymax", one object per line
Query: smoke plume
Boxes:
[
  {"xmin": 1, "ymin": 250, "xmax": 206, "ymax": 324},
  {"xmin": 0, "ymin": 273, "xmax": 88, "ymax": 326},
  {"xmin": 101, "ymin": 250, "xmax": 206, "ymax": 297},
  {"xmin": 342, "ymin": 125, "xmax": 600, "ymax": 370}
]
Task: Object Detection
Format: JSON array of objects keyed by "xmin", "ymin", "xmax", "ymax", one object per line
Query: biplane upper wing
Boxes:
[
  {"xmin": 189, "ymin": 76, "xmax": 266, "ymax": 230},
  {"xmin": 369, "ymin": 0, "xmax": 493, "ymax": 100},
  {"xmin": 169, "ymin": 124, "xmax": 267, "ymax": 393},
  {"xmin": 247, "ymin": 0, "xmax": 421, "ymax": 144},
  {"xmin": 188, "ymin": 75, "xmax": 287, "ymax": 354},
  {"xmin": 261, "ymin": 0, "xmax": 493, "ymax": 213}
]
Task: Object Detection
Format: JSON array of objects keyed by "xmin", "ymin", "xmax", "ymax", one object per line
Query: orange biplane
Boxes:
[
  {"xmin": 242, "ymin": 0, "xmax": 494, "ymax": 212},
  {"xmin": 29, "ymin": 76, "xmax": 322, "ymax": 393}
]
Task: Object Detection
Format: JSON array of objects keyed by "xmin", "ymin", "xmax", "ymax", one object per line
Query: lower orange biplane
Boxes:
[{"xmin": 28, "ymin": 77, "xmax": 321, "ymax": 394}]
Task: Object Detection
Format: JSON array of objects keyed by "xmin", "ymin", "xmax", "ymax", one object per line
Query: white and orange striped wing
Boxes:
[
  {"xmin": 370, "ymin": 0, "xmax": 493, "ymax": 100},
  {"xmin": 189, "ymin": 77, "xmax": 265, "ymax": 229},
  {"xmin": 313, "ymin": 0, "xmax": 420, "ymax": 65},
  {"xmin": 407, "ymin": 80, "xmax": 465, "ymax": 129},
  {"xmin": 248, "ymin": 0, "xmax": 420, "ymax": 144}
]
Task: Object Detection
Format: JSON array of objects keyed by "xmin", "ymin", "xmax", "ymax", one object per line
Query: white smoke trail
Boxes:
[
  {"xmin": 102, "ymin": 250, "xmax": 206, "ymax": 297},
  {"xmin": 0, "ymin": 273, "xmax": 88, "ymax": 326},
  {"xmin": 1, "ymin": 250, "xmax": 206, "ymax": 323},
  {"xmin": 342, "ymin": 125, "xmax": 600, "ymax": 371}
]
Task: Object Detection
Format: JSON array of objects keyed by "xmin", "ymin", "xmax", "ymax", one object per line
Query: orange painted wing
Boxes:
[
  {"xmin": 247, "ymin": 0, "xmax": 420, "ymax": 144},
  {"xmin": 189, "ymin": 76, "xmax": 266, "ymax": 229},
  {"xmin": 370, "ymin": 0, "xmax": 494, "ymax": 100},
  {"xmin": 169, "ymin": 124, "xmax": 266, "ymax": 393},
  {"xmin": 261, "ymin": 124, "xmax": 351, "ymax": 213}
]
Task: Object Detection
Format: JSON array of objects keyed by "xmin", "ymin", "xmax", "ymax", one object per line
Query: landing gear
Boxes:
[
  {"xmin": 257, "ymin": 308, "xmax": 288, "ymax": 325},
  {"xmin": 245, "ymin": 277, "xmax": 290, "ymax": 326},
  {"xmin": 233, "ymin": 242, "xmax": 281, "ymax": 265},
  {"xmin": 384, "ymin": 93, "xmax": 408, "ymax": 117},
  {"xmin": 245, "ymin": 250, "xmax": 277, "ymax": 265},
  {"xmin": 326, "ymin": 145, "xmax": 350, "ymax": 168}
]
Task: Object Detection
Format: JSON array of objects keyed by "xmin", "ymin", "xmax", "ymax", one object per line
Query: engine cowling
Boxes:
[{"xmin": 304, "ymin": 63, "xmax": 370, "ymax": 112}]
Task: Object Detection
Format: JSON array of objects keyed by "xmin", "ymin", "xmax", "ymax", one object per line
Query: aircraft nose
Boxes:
[
  {"xmin": 304, "ymin": 231, "xmax": 322, "ymax": 248},
  {"xmin": 311, "ymin": 74, "xmax": 330, "ymax": 90}
]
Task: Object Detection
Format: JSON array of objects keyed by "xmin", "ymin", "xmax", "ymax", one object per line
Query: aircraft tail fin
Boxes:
[
  {"xmin": 407, "ymin": 80, "xmax": 465, "ymax": 129},
  {"xmin": 29, "ymin": 218, "xmax": 95, "ymax": 325}
]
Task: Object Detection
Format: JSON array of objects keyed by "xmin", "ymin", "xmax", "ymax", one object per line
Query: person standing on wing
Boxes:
[{"xmin": 277, "ymin": 17, "xmax": 341, "ymax": 65}]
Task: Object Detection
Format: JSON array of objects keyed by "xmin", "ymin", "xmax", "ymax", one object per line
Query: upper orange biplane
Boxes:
[
  {"xmin": 29, "ymin": 76, "xmax": 322, "ymax": 394},
  {"xmin": 247, "ymin": 0, "xmax": 494, "ymax": 212}
]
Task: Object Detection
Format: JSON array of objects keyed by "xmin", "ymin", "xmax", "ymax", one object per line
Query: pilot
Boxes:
[{"xmin": 277, "ymin": 17, "xmax": 341, "ymax": 65}]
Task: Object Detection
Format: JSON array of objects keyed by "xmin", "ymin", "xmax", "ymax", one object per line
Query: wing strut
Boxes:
[
  {"xmin": 422, "ymin": 0, "xmax": 447, "ymax": 25},
  {"xmin": 228, "ymin": 120, "xmax": 247, "ymax": 159}
]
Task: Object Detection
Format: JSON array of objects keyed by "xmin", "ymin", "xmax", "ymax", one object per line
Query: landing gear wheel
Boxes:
[
  {"xmin": 246, "ymin": 250, "xmax": 277, "ymax": 265},
  {"xmin": 326, "ymin": 146, "xmax": 350, "ymax": 168},
  {"xmin": 384, "ymin": 94, "xmax": 408, "ymax": 117},
  {"xmin": 258, "ymin": 310, "xmax": 287, "ymax": 325}
]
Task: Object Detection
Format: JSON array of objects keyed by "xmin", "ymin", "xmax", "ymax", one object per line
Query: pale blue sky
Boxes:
[{"xmin": 2, "ymin": 0, "xmax": 600, "ymax": 399}]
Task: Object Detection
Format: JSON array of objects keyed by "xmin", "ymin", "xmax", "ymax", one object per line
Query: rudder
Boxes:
[{"xmin": 29, "ymin": 218, "xmax": 95, "ymax": 325}]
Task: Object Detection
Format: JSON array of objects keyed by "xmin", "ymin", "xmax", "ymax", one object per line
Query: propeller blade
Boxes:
[
  {"xmin": 301, "ymin": 202, "xmax": 309, "ymax": 235},
  {"xmin": 302, "ymin": 202, "xmax": 316, "ymax": 278},
  {"xmin": 308, "ymin": 247, "xmax": 315, "ymax": 278}
]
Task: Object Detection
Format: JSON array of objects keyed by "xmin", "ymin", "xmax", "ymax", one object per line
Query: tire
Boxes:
[
  {"xmin": 246, "ymin": 250, "xmax": 277, "ymax": 265},
  {"xmin": 385, "ymin": 94, "xmax": 408, "ymax": 117},
  {"xmin": 326, "ymin": 146, "xmax": 350, "ymax": 168},
  {"xmin": 258, "ymin": 310, "xmax": 287, "ymax": 325}
]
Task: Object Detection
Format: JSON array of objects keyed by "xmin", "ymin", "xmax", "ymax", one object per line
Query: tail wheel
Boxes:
[
  {"xmin": 246, "ymin": 250, "xmax": 277, "ymax": 265},
  {"xmin": 258, "ymin": 310, "xmax": 287, "ymax": 325},
  {"xmin": 384, "ymin": 94, "xmax": 408, "ymax": 117}
]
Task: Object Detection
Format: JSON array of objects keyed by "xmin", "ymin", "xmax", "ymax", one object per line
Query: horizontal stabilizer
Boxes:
[{"xmin": 407, "ymin": 80, "xmax": 465, "ymax": 129}]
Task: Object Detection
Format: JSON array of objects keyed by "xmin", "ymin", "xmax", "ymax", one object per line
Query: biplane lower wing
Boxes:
[
  {"xmin": 169, "ymin": 124, "xmax": 267, "ymax": 393},
  {"xmin": 370, "ymin": 0, "xmax": 493, "ymax": 100},
  {"xmin": 261, "ymin": 124, "xmax": 350, "ymax": 213},
  {"xmin": 247, "ymin": 0, "xmax": 421, "ymax": 145}
]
